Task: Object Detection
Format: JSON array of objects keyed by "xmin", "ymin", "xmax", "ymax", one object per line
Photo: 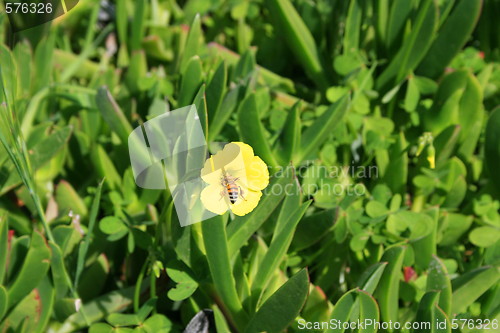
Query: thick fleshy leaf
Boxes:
[
  {"xmin": 375, "ymin": 245, "xmax": 406, "ymax": 329},
  {"xmin": 180, "ymin": 14, "xmax": 202, "ymax": 73},
  {"xmin": 237, "ymin": 94, "xmax": 278, "ymax": 167},
  {"xmin": 276, "ymin": 101, "xmax": 302, "ymax": 164},
  {"xmin": 178, "ymin": 56, "xmax": 203, "ymax": 107},
  {"xmin": 417, "ymin": 0, "xmax": 483, "ymax": 78},
  {"xmin": 451, "ymin": 266, "xmax": 500, "ymax": 315},
  {"xmin": 166, "ymin": 261, "xmax": 198, "ymax": 301},
  {"xmin": 96, "ymin": 87, "xmax": 133, "ymax": 145},
  {"xmin": 251, "ymin": 200, "xmax": 311, "ymax": 296},
  {"xmin": 376, "ymin": 0, "xmax": 438, "ymax": 92},
  {"xmin": 245, "ymin": 268, "xmax": 309, "ymax": 333},
  {"xmin": 267, "ymin": 0, "xmax": 328, "ymax": 89},
  {"xmin": 0, "ymin": 217, "xmax": 7, "ymax": 284},
  {"xmin": 227, "ymin": 170, "xmax": 293, "ymax": 257},
  {"xmin": 206, "ymin": 61, "xmax": 227, "ymax": 124},
  {"xmin": 58, "ymin": 287, "xmax": 136, "ymax": 333},
  {"xmin": 414, "ymin": 291, "xmax": 451, "ymax": 333},
  {"xmin": 357, "ymin": 262, "xmax": 388, "ymax": 294},
  {"xmin": 202, "ymin": 216, "xmax": 248, "ymax": 329},
  {"xmin": 298, "ymin": 95, "xmax": 350, "ymax": 163},
  {"xmin": 0, "ymin": 285, "xmax": 7, "ymax": 320},
  {"xmin": 485, "ymin": 107, "xmax": 500, "ymax": 198},
  {"xmin": 7, "ymin": 231, "xmax": 51, "ymax": 310},
  {"xmin": 426, "ymin": 256, "xmax": 452, "ymax": 316}
]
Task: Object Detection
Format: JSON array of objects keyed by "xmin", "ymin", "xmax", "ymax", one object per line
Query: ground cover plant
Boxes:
[{"xmin": 0, "ymin": 0, "xmax": 499, "ymax": 332}]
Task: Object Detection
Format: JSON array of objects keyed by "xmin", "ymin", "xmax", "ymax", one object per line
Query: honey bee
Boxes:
[{"xmin": 220, "ymin": 173, "xmax": 246, "ymax": 204}]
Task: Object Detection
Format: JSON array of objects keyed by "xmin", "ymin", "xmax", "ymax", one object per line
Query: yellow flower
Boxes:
[{"xmin": 200, "ymin": 142, "xmax": 269, "ymax": 216}]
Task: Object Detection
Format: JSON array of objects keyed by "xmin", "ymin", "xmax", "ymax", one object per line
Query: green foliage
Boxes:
[{"xmin": 0, "ymin": 0, "xmax": 499, "ymax": 332}]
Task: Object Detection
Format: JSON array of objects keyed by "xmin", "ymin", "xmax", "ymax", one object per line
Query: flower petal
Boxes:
[
  {"xmin": 233, "ymin": 142, "xmax": 269, "ymax": 190},
  {"xmin": 200, "ymin": 184, "xmax": 229, "ymax": 215},
  {"xmin": 246, "ymin": 156, "xmax": 269, "ymax": 190},
  {"xmin": 230, "ymin": 189, "xmax": 262, "ymax": 216},
  {"xmin": 201, "ymin": 143, "xmax": 245, "ymax": 184}
]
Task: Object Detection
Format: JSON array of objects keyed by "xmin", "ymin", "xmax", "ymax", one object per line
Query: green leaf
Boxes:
[
  {"xmin": 77, "ymin": 254, "xmax": 110, "ymax": 302},
  {"xmin": 0, "ymin": 285, "xmax": 7, "ymax": 320},
  {"xmin": 267, "ymin": 0, "xmax": 328, "ymax": 89},
  {"xmin": 417, "ymin": 0, "xmax": 483, "ymax": 78},
  {"xmin": 383, "ymin": 132, "xmax": 408, "ymax": 196},
  {"xmin": 376, "ymin": 0, "xmax": 438, "ymax": 92},
  {"xmin": 2, "ymin": 288, "xmax": 41, "ymax": 332},
  {"xmin": 99, "ymin": 216, "xmax": 128, "ymax": 235},
  {"xmin": 414, "ymin": 76, "xmax": 438, "ymax": 94},
  {"xmin": 180, "ymin": 14, "xmax": 202, "ymax": 73},
  {"xmin": 469, "ymin": 226, "xmax": 500, "ymax": 248},
  {"xmin": 75, "ymin": 179, "xmax": 104, "ymax": 289},
  {"xmin": 292, "ymin": 208, "xmax": 337, "ymax": 251},
  {"xmin": 213, "ymin": 305, "xmax": 232, "ymax": 333},
  {"xmin": 327, "ymin": 289, "xmax": 379, "ymax": 333},
  {"xmin": 96, "ymin": 87, "xmax": 134, "ymax": 145},
  {"xmin": 426, "ymin": 256, "xmax": 452, "ymax": 316},
  {"xmin": 245, "ymin": 268, "xmax": 309, "ymax": 333},
  {"xmin": 439, "ymin": 213, "xmax": 473, "ymax": 246},
  {"xmin": 7, "ymin": 231, "xmax": 51, "ymax": 310},
  {"xmin": 252, "ymin": 201, "xmax": 311, "ymax": 296},
  {"xmin": 90, "ymin": 144, "xmax": 121, "ymax": 190},
  {"xmin": 412, "ymin": 207, "xmax": 439, "ymax": 270},
  {"xmin": 137, "ymin": 298, "xmax": 157, "ymax": 323},
  {"xmin": 432, "ymin": 306, "xmax": 451, "ymax": 333},
  {"xmin": 125, "ymin": 51, "xmax": 148, "ymax": 93},
  {"xmin": 357, "ymin": 262, "xmax": 388, "ymax": 294},
  {"xmin": 357, "ymin": 290, "xmax": 380, "ymax": 333},
  {"xmin": 56, "ymin": 180, "xmax": 88, "ymax": 219},
  {"xmin": 414, "ymin": 291, "xmax": 450, "ymax": 333},
  {"xmin": 202, "ymin": 216, "xmax": 248, "ymax": 329},
  {"xmin": 233, "ymin": 49, "xmax": 256, "ymax": 81},
  {"xmin": 374, "ymin": 0, "xmax": 390, "ymax": 49},
  {"xmin": 209, "ymin": 83, "xmax": 241, "ymax": 140},
  {"xmin": 143, "ymin": 314, "xmax": 172, "ymax": 333},
  {"xmin": 33, "ymin": 34, "xmax": 55, "ymax": 93},
  {"xmin": 434, "ymin": 125, "xmax": 461, "ymax": 167},
  {"xmin": 49, "ymin": 242, "xmax": 72, "ymax": 300},
  {"xmin": 178, "ymin": 56, "xmax": 203, "ymax": 107},
  {"xmin": 238, "ymin": 94, "xmax": 278, "ymax": 167},
  {"xmin": 404, "ymin": 76, "xmax": 420, "ymax": 112},
  {"xmin": 343, "ymin": 0, "xmax": 363, "ymax": 53},
  {"xmin": 206, "ymin": 61, "xmax": 227, "ymax": 124},
  {"xmin": 0, "ymin": 45, "xmax": 17, "ymax": 107},
  {"xmin": 34, "ymin": 278, "xmax": 55, "ymax": 333},
  {"xmin": 89, "ymin": 323, "xmax": 114, "ymax": 333},
  {"xmin": 276, "ymin": 101, "xmax": 302, "ymax": 164},
  {"xmin": 192, "ymin": 84, "xmax": 209, "ymax": 140},
  {"xmin": 327, "ymin": 290, "xmax": 356, "ymax": 333},
  {"xmin": 386, "ymin": 0, "xmax": 413, "ymax": 53},
  {"xmin": 387, "ymin": 211, "xmax": 433, "ymax": 240},
  {"xmin": 452, "ymin": 266, "xmax": 500, "ymax": 315},
  {"xmin": 375, "ymin": 245, "xmax": 406, "ymax": 328},
  {"xmin": 424, "ymin": 71, "xmax": 482, "ymax": 141},
  {"xmin": 115, "ymin": 0, "xmax": 128, "ymax": 46},
  {"xmin": 58, "ymin": 287, "xmax": 136, "ymax": 333},
  {"xmin": 366, "ymin": 201, "xmax": 389, "ymax": 218},
  {"xmin": 485, "ymin": 107, "xmax": 500, "ymax": 197},
  {"xmin": 166, "ymin": 262, "xmax": 198, "ymax": 301},
  {"xmin": 0, "ymin": 216, "xmax": 8, "ymax": 284},
  {"xmin": 107, "ymin": 313, "xmax": 141, "ymax": 327},
  {"xmin": 228, "ymin": 171, "xmax": 292, "ymax": 257},
  {"xmin": 130, "ymin": 0, "xmax": 146, "ymax": 51},
  {"xmin": 298, "ymin": 95, "xmax": 350, "ymax": 162}
]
